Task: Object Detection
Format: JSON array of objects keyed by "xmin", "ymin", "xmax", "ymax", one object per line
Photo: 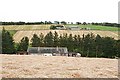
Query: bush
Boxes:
[{"xmin": 50, "ymin": 25, "xmax": 57, "ymax": 30}]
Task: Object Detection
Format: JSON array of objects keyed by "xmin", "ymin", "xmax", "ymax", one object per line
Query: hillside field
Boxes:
[
  {"xmin": 1, "ymin": 54, "xmax": 118, "ymax": 78},
  {"xmin": 13, "ymin": 30, "xmax": 118, "ymax": 43},
  {"xmin": 0, "ymin": 24, "xmax": 119, "ymax": 43},
  {"xmin": 0, "ymin": 25, "xmax": 50, "ymax": 30}
]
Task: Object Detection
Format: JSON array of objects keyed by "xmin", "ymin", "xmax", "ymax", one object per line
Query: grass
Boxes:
[
  {"xmin": 66, "ymin": 24, "xmax": 119, "ymax": 31},
  {"xmin": 8, "ymin": 30, "xmax": 17, "ymax": 36}
]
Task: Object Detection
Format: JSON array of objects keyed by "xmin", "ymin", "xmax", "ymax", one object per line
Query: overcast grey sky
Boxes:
[{"xmin": 0, "ymin": 0, "xmax": 119, "ymax": 23}]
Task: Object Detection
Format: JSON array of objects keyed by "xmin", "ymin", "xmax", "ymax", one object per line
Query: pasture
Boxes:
[{"xmin": 67, "ymin": 24, "xmax": 119, "ymax": 31}]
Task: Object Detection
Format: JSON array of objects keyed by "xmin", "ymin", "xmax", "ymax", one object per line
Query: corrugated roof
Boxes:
[{"xmin": 27, "ymin": 47, "xmax": 68, "ymax": 54}]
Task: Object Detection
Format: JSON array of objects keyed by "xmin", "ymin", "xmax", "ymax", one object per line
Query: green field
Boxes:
[
  {"xmin": 66, "ymin": 24, "xmax": 119, "ymax": 31},
  {"xmin": 0, "ymin": 24, "xmax": 119, "ymax": 31},
  {"xmin": 8, "ymin": 30, "xmax": 17, "ymax": 36}
]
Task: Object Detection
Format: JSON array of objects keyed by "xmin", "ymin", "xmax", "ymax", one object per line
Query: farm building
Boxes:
[
  {"xmin": 27, "ymin": 47, "xmax": 68, "ymax": 56},
  {"xmin": 68, "ymin": 26, "xmax": 80, "ymax": 30},
  {"xmin": 56, "ymin": 25, "xmax": 65, "ymax": 30}
]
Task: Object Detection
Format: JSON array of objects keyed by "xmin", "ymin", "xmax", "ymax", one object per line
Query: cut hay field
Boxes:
[
  {"xmin": 0, "ymin": 25, "xmax": 50, "ymax": 30},
  {"xmin": 0, "ymin": 24, "xmax": 119, "ymax": 43},
  {"xmin": 1, "ymin": 54, "xmax": 118, "ymax": 78},
  {"xmin": 13, "ymin": 30, "xmax": 118, "ymax": 43}
]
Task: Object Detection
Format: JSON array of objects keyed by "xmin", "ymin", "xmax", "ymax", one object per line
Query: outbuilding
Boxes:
[
  {"xmin": 68, "ymin": 26, "xmax": 80, "ymax": 30},
  {"xmin": 27, "ymin": 47, "xmax": 68, "ymax": 56}
]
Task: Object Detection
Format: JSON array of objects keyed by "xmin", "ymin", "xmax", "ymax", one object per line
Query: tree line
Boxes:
[
  {"xmin": 2, "ymin": 28, "xmax": 120, "ymax": 58},
  {"xmin": 0, "ymin": 21, "xmax": 119, "ymax": 28},
  {"xmin": 0, "ymin": 21, "xmax": 52, "ymax": 25}
]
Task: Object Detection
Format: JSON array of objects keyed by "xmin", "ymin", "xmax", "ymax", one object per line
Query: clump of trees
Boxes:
[
  {"xmin": 2, "ymin": 28, "xmax": 120, "ymax": 58},
  {"xmin": 2, "ymin": 28, "xmax": 29, "ymax": 53},
  {"xmin": 50, "ymin": 25, "xmax": 57, "ymax": 30},
  {"xmin": 50, "ymin": 25, "xmax": 64, "ymax": 30},
  {"xmin": 30, "ymin": 31, "xmax": 120, "ymax": 58}
]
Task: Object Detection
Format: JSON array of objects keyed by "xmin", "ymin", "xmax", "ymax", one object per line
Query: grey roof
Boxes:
[
  {"xmin": 27, "ymin": 47, "xmax": 68, "ymax": 54},
  {"xmin": 69, "ymin": 26, "xmax": 79, "ymax": 28}
]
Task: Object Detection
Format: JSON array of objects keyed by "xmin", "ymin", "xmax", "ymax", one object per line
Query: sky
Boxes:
[{"xmin": 0, "ymin": 0, "xmax": 119, "ymax": 23}]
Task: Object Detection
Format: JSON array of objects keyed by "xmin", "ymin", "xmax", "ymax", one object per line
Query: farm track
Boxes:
[{"xmin": 13, "ymin": 30, "xmax": 119, "ymax": 43}]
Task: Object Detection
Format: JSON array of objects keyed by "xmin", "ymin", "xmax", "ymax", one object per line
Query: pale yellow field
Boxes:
[
  {"xmin": 13, "ymin": 30, "xmax": 119, "ymax": 43},
  {"xmin": 1, "ymin": 55, "xmax": 118, "ymax": 78},
  {"xmin": 0, "ymin": 25, "xmax": 50, "ymax": 30}
]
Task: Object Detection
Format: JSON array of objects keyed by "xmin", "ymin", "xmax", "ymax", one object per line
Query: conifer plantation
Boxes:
[{"xmin": 2, "ymin": 28, "xmax": 120, "ymax": 58}]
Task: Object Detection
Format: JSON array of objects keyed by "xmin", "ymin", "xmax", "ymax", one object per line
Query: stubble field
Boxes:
[
  {"xmin": 1, "ymin": 55, "xmax": 118, "ymax": 78},
  {"xmin": 0, "ymin": 25, "xmax": 50, "ymax": 30},
  {"xmin": 13, "ymin": 30, "xmax": 118, "ymax": 43}
]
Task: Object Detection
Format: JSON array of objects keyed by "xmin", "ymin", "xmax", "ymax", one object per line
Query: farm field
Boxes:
[
  {"xmin": 1, "ymin": 54, "xmax": 118, "ymax": 78},
  {"xmin": 67, "ymin": 24, "xmax": 119, "ymax": 31},
  {"xmin": 0, "ymin": 25, "xmax": 50, "ymax": 30},
  {"xmin": 0, "ymin": 24, "xmax": 119, "ymax": 43},
  {"xmin": 13, "ymin": 30, "xmax": 119, "ymax": 43},
  {"xmin": 0, "ymin": 24, "xmax": 119, "ymax": 31}
]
